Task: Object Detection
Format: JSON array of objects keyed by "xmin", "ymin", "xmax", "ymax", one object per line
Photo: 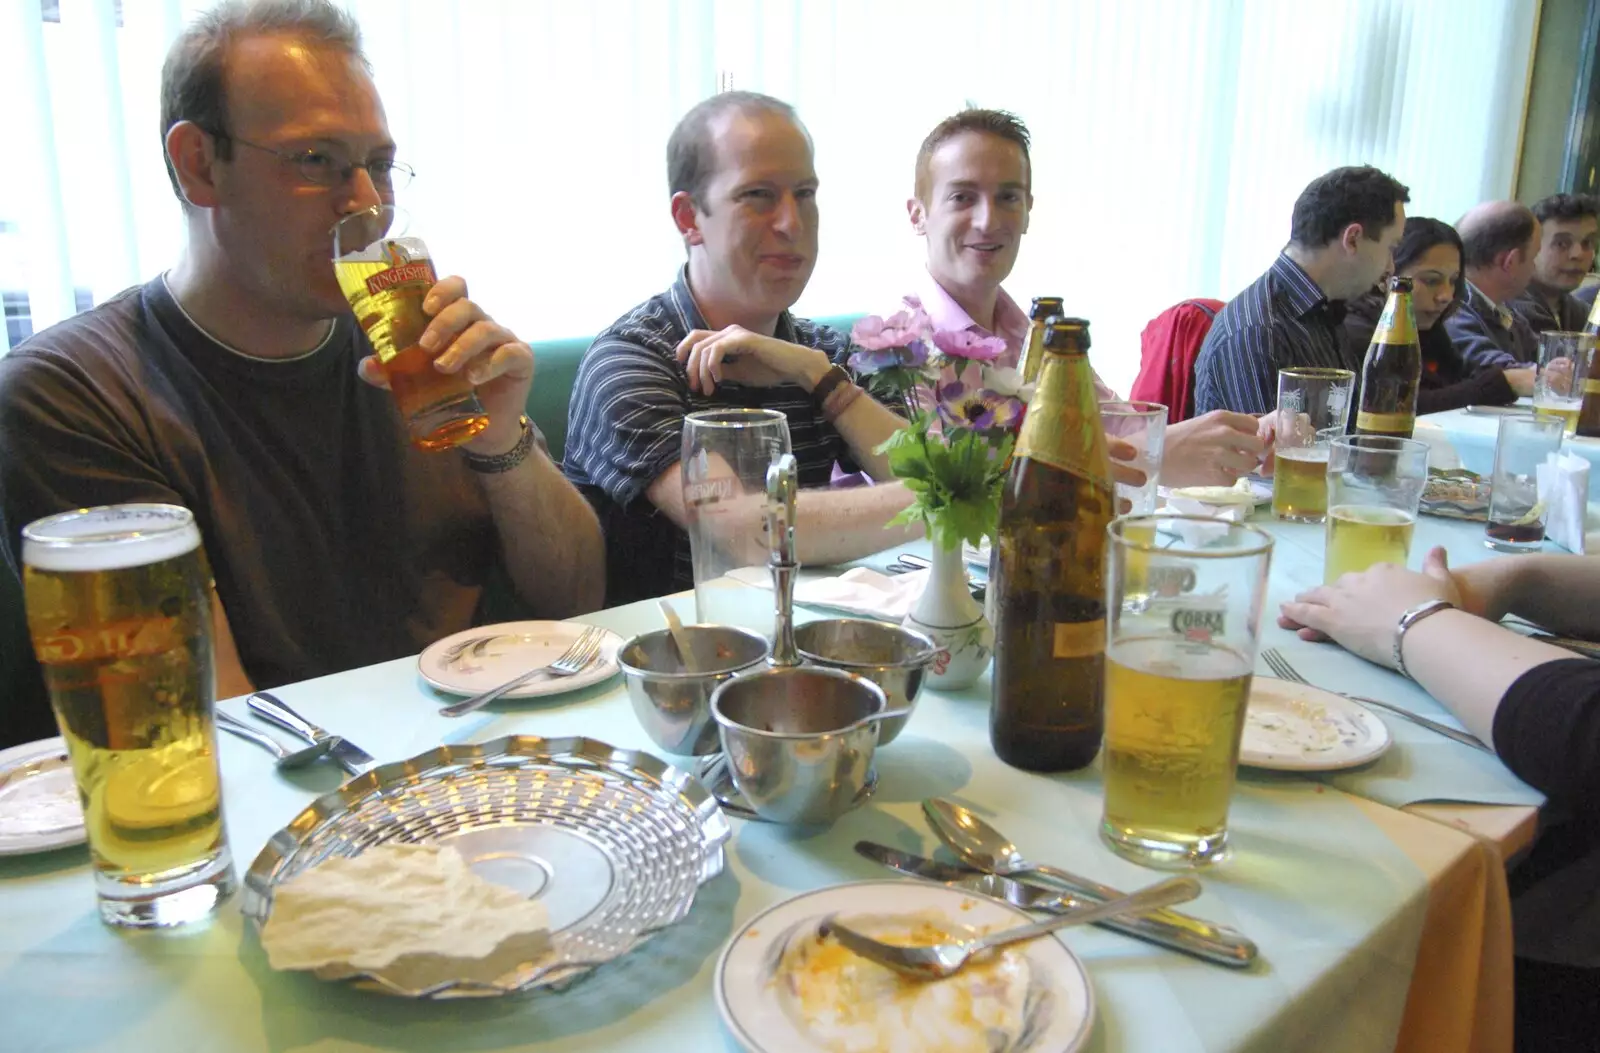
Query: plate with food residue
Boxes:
[
  {"xmin": 715, "ymin": 880, "xmax": 1093, "ymax": 1053},
  {"xmin": 1240, "ymin": 678, "xmax": 1391, "ymax": 771},
  {"xmin": 420, "ymin": 621, "xmax": 624, "ymax": 699},
  {"xmin": 0, "ymin": 737, "xmax": 86, "ymax": 856}
]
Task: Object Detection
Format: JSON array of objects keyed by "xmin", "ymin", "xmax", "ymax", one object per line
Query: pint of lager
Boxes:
[
  {"xmin": 1271, "ymin": 367, "xmax": 1354, "ymax": 522},
  {"xmin": 1322, "ymin": 435, "xmax": 1429, "ymax": 582},
  {"xmin": 1532, "ymin": 331, "xmax": 1594, "ymax": 437},
  {"xmin": 1101, "ymin": 515, "xmax": 1273, "ymax": 868},
  {"xmin": 21, "ymin": 504, "xmax": 235, "ymax": 928},
  {"xmin": 332, "ymin": 205, "xmax": 490, "ymax": 451}
]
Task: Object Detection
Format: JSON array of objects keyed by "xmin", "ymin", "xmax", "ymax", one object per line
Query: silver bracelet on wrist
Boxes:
[
  {"xmin": 462, "ymin": 415, "xmax": 535, "ymax": 474},
  {"xmin": 1393, "ymin": 599, "xmax": 1454, "ymax": 679}
]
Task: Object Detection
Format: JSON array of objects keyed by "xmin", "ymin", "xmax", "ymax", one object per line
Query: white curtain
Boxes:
[{"xmin": 2, "ymin": 0, "xmax": 1537, "ymax": 395}]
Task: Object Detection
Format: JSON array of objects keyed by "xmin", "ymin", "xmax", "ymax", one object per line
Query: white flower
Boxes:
[{"xmin": 983, "ymin": 366, "xmax": 1035, "ymax": 403}]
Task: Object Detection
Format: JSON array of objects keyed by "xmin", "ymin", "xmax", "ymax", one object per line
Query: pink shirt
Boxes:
[{"xmin": 912, "ymin": 271, "xmax": 1118, "ymax": 400}]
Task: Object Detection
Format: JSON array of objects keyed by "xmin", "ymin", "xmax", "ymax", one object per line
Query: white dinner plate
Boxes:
[
  {"xmin": 418, "ymin": 621, "xmax": 623, "ymax": 699},
  {"xmin": 715, "ymin": 880, "xmax": 1094, "ymax": 1053},
  {"xmin": 0, "ymin": 736, "xmax": 87, "ymax": 856},
  {"xmin": 1239, "ymin": 677, "xmax": 1391, "ymax": 772}
]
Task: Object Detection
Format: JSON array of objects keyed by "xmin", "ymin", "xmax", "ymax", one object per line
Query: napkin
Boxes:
[
  {"xmin": 1411, "ymin": 420, "xmax": 1462, "ymax": 472},
  {"xmin": 725, "ymin": 565, "xmax": 929, "ymax": 620},
  {"xmin": 1536, "ymin": 450, "xmax": 1589, "ymax": 553}
]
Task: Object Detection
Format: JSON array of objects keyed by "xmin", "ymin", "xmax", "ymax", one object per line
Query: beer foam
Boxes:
[
  {"xmin": 22, "ymin": 506, "xmax": 200, "ymax": 573},
  {"xmin": 261, "ymin": 842, "xmax": 551, "ymax": 972}
]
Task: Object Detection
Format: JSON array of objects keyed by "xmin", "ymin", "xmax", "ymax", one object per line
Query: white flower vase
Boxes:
[{"xmin": 904, "ymin": 539, "xmax": 993, "ymax": 691}]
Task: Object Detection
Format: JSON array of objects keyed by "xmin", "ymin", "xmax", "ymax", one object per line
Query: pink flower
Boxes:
[
  {"xmin": 851, "ymin": 306, "xmax": 932, "ymax": 350},
  {"xmin": 932, "ymin": 328, "xmax": 1008, "ymax": 362}
]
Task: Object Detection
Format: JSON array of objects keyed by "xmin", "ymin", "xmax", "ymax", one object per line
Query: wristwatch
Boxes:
[
  {"xmin": 1393, "ymin": 599, "xmax": 1455, "ymax": 679},
  {"xmin": 810, "ymin": 364, "xmax": 852, "ymax": 406},
  {"xmin": 462, "ymin": 415, "xmax": 535, "ymax": 474}
]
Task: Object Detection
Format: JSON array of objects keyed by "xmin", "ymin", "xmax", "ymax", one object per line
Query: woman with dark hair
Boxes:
[{"xmin": 1343, "ymin": 216, "xmax": 1535, "ymax": 412}]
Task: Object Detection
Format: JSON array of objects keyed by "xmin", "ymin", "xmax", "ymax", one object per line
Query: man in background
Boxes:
[
  {"xmin": 562, "ymin": 92, "xmax": 918, "ymax": 605},
  {"xmin": 905, "ymin": 107, "xmax": 1268, "ymax": 486},
  {"xmin": 0, "ymin": 0, "xmax": 603, "ymax": 718},
  {"xmin": 1511, "ymin": 193, "xmax": 1598, "ymax": 334},
  {"xmin": 1194, "ymin": 165, "xmax": 1409, "ymax": 415},
  {"xmin": 1446, "ymin": 201, "xmax": 1542, "ymax": 369}
]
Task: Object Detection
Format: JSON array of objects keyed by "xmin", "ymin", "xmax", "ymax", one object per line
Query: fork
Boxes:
[
  {"xmin": 821, "ymin": 876, "xmax": 1201, "ymax": 981},
  {"xmin": 439, "ymin": 626, "xmax": 606, "ymax": 718},
  {"xmin": 1260, "ymin": 648, "xmax": 1490, "ymax": 752}
]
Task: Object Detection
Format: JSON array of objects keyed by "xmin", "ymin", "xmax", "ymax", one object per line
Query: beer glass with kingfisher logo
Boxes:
[
  {"xmin": 1101, "ymin": 515, "xmax": 1274, "ymax": 868},
  {"xmin": 332, "ymin": 205, "xmax": 490, "ymax": 450}
]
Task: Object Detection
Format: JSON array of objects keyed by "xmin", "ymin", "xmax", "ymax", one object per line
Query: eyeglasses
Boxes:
[{"xmin": 212, "ymin": 132, "xmax": 415, "ymax": 191}]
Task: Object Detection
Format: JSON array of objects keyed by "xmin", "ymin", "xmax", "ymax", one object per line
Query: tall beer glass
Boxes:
[
  {"xmin": 1532, "ymin": 331, "xmax": 1594, "ymax": 436},
  {"xmin": 21, "ymin": 504, "xmax": 235, "ymax": 927},
  {"xmin": 1101, "ymin": 515, "xmax": 1273, "ymax": 868},
  {"xmin": 332, "ymin": 205, "xmax": 490, "ymax": 451},
  {"xmin": 1324, "ymin": 436, "xmax": 1429, "ymax": 583},
  {"xmin": 1272, "ymin": 368, "xmax": 1355, "ymax": 522},
  {"xmin": 682, "ymin": 409, "xmax": 792, "ymax": 625}
]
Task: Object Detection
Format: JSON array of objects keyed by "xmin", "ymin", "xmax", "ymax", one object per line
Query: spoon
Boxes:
[
  {"xmin": 215, "ymin": 711, "xmax": 336, "ymax": 769},
  {"xmin": 658, "ymin": 599, "xmax": 700, "ymax": 673},
  {"xmin": 822, "ymin": 875, "xmax": 1200, "ymax": 980},
  {"xmin": 922, "ymin": 798, "xmax": 1258, "ymax": 967}
]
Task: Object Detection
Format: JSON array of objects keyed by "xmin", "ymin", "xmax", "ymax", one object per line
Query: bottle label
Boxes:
[
  {"xmin": 1373, "ymin": 292, "xmax": 1418, "ymax": 345},
  {"xmin": 1053, "ymin": 619, "xmax": 1105, "ymax": 658},
  {"xmin": 1585, "ymin": 379, "xmax": 1600, "ymax": 395},
  {"xmin": 1356, "ymin": 410, "xmax": 1415, "ymax": 434},
  {"xmin": 1015, "ymin": 356, "xmax": 1113, "ymax": 494}
]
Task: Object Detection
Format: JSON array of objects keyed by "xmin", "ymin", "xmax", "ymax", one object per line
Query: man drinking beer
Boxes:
[{"xmin": 0, "ymin": 0, "xmax": 603, "ymax": 720}]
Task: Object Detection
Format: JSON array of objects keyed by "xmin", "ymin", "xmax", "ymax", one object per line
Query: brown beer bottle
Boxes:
[
  {"xmin": 1576, "ymin": 299, "xmax": 1600, "ymax": 438},
  {"xmin": 1354, "ymin": 276, "xmax": 1421, "ymax": 439},
  {"xmin": 991, "ymin": 317, "xmax": 1114, "ymax": 772},
  {"xmin": 1016, "ymin": 297, "xmax": 1064, "ymax": 385}
]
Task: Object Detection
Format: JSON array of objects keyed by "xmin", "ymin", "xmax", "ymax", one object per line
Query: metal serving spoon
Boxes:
[
  {"xmin": 922, "ymin": 798, "xmax": 1258, "ymax": 967},
  {"xmin": 215, "ymin": 711, "xmax": 336, "ymax": 769},
  {"xmin": 822, "ymin": 876, "xmax": 1200, "ymax": 980}
]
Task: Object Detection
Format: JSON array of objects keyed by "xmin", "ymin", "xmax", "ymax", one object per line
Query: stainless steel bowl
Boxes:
[
  {"xmin": 710, "ymin": 666, "xmax": 892, "ymax": 825},
  {"xmin": 793, "ymin": 618, "xmax": 937, "ymax": 744},
  {"xmin": 618, "ymin": 626, "xmax": 770, "ymax": 756}
]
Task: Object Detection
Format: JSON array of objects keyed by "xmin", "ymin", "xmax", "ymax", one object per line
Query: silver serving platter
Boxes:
[{"xmin": 241, "ymin": 734, "xmax": 730, "ymax": 999}]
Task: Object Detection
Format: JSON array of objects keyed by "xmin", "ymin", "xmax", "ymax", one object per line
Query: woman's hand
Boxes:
[{"xmin": 1277, "ymin": 547, "xmax": 1464, "ymax": 669}]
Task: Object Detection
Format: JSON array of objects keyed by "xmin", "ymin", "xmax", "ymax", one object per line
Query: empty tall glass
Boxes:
[
  {"xmin": 1101, "ymin": 400, "xmax": 1168, "ymax": 516},
  {"xmin": 682, "ymin": 409, "xmax": 792, "ymax": 625},
  {"xmin": 1272, "ymin": 368, "xmax": 1355, "ymax": 522},
  {"xmin": 1323, "ymin": 436, "xmax": 1429, "ymax": 583},
  {"xmin": 1102, "ymin": 516, "xmax": 1273, "ymax": 868}
]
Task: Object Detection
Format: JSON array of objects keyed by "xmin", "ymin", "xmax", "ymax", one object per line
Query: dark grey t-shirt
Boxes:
[{"xmin": 0, "ymin": 277, "xmax": 496, "ymax": 692}]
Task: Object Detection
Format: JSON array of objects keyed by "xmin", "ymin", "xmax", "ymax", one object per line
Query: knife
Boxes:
[
  {"xmin": 246, "ymin": 691, "xmax": 377, "ymax": 776},
  {"xmin": 854, "ymin": 840, "xmax": 1257, "ymax": 969}
]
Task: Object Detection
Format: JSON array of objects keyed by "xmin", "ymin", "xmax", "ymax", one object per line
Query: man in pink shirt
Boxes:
[{"xmin": 906, "ymin": 109, "xmax": 1268, "ymax": 486}]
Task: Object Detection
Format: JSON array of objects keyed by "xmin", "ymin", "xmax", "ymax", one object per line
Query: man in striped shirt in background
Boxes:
[
  {"xmin": 562, "ymin": 92, "xmax": 918, "ymax": 605},
  {"xmin": 1194, "ymin": 166, "xmax": 1410, "ymax": 416}
]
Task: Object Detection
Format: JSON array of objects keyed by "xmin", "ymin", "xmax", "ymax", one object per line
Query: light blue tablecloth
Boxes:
[
  {"xmin": 1422, "ymin": 403, "xmax": 1600, "ymax": 477},
  {"xmin": 0, "ymin": 589, "xmax": 1438, "ymax": 1053}
]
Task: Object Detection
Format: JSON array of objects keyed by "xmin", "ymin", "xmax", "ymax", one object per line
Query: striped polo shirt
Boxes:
[
  {"xmin": 1193, "ymin": 253, "xmax": 1356, "ymax": 416},
  {"xmin": 562, "ymin": 268, "xmax": 860, "ymax": 605}
]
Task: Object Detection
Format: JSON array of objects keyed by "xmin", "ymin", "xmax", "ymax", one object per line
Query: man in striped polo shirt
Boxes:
[
  {"xmin": 1194, "ymin": 166, "xmax": 1409, "ymax": 416},
  {"xmin": 563, "ymin": 92, "xmax": 918, "ymax": 605}
]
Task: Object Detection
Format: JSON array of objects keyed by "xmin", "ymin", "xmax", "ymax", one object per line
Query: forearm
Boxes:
[
  {"xmin": 793, "ymin": 482, "xmax": 922, "ymax": 564},
  {"xmin": 211, "ymin": 589, "xmax": 255, "ymax": 701},
  {"xmin": 1400, "ymin": 609, "xmax": 1575, "ymax": 745},
  {"xmin": 1461, "ymin": 554, "xmax": 1600, "ymax": 637},
  {"xmin": 477, "ymin": 449, "xmax": 605, "ymax": 617},
  {"xmin": 828, "ymin": 395, "xmax": 905, "ymax": 481}
]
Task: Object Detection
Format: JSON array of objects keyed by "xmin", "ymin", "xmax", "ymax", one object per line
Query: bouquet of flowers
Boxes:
[{"xmin": 849, "ymin": 299, "xmax": 1033, "ymax": 550}]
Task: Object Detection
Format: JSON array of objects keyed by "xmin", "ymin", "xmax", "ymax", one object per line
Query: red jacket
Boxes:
[{"xmin": 1129, "ymin": 299, "xmax": 1224, "ymax": 424}]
